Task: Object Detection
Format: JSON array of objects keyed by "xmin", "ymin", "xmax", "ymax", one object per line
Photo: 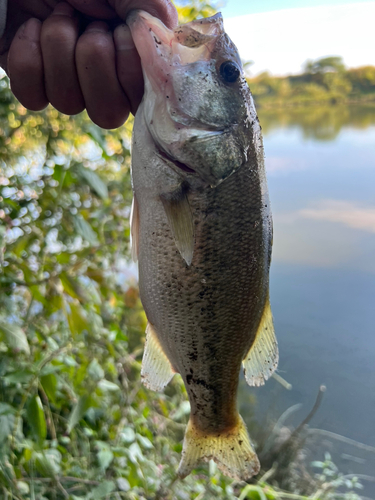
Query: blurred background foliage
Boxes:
[
  {"xmin": 247, "ymin": 57, "xmax": 375, "ymax": 108},
  {"xmin": 0, "ymin": 1, "xmax": 367, "ymax": 499}
]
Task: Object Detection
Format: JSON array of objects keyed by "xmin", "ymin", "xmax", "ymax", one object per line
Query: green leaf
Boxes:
[
  {"xmin": 29, "ymin": 284, "xmax": 47, "ymax": 305},
  {"xmin": 121, "ymin": 427, "xmax": 135, "ymax": 444},
  {"xmin": 0, "ymin": 319, "xmax": 30, "ymax": 354},
  {"xmin": 97, "ymin": 450, "xmax": 113, "ymax": 470},
  {"xmin": 172, "ymin": 400, "xmax": 191, "ymax": 421},
  {"xmin": 127, "ymin": 442, "xmax": 144, "ymax": 464},
  {"xmin": 56, "ymin": 252, "xmax": 71, "ymax": 264},
  {"xmin": 16, "ymin": 481, "xmax": 30, "ymax": 495},
  {"xmin": 137, "ymin": 434, "xmax": 153, "ymax": 450},
  {"xmin": 48, "ymin": 293, "xmax": 64, "ymax": 314},
  {"xmin": 88, "ymin": 358, "xmax": 104, "ymax": 381},
  {"xmin": 117, "ymin": 478, "xmax": 130, "ymax": 492},
  {"xmin": 60, "ymin": 272, "xmax": 81, "ymax": 299},
  {"xmin": 0, "ymin": 413, "xmax": 15, "ymax": 445},
  {"xmin": 40, "ymin": 373, "xmax": 57, "ymax": 402},
  {"xmin": 88, "ymin": 480, "xmax": 115, "ymax": 499},
  {"xmin": 67, "ymin": 395, "xmax": 92, "ymax": 433},
  {"xmin": 97, "ymin": 379, "xmax": 119, "ymax": 392},
  {"xmin": 78, "ymin": 165, "xmax": 108, "ymax": 199},
  {"xmin": 67, "ymin": 301, "xmax": 89, "ymax": 337},
  {"xmin": 33, "ymin": 450, "xmax": 60, "ymax": 478},
  {"xmin": 97, "ymin": 446, "xmax": 114, "ymax": 471},
  {"xmin": 4, "ymin": 369, "xmax": 34, "ymax": 384},
  {"xmin": 0, "ymin": 403, "xmax": 15, "ymax": 415},
  {"xmin": 73, "ymin": 215, "xmax": 99, "ymax": 246},
  {"xmin": 27, "ymin": 395, "xmax": 47, "ymax": 446},
  {"xmin": 87, "ymin": 125, "xmax": 108, "ymax": 153}
]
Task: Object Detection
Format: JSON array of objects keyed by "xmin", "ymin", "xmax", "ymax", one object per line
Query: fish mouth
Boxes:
[{"xmin": 126, "ymin": 10, "xmax": 224, "ymax": 90}]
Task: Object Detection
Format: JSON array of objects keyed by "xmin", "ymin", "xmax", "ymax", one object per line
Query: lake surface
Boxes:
[{"xmin": 239, "ymin": 105, "xmax": 375, "ymax": 491}]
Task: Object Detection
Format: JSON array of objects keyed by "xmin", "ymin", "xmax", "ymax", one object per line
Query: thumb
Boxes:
[{"xmin": 109, "ymin": 0, "xmax": 178, "ymax": 28}]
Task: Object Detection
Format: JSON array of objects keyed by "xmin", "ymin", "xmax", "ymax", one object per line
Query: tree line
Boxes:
[{"xmin": 248, "ymin": 56, "xmax": 375, "ymax": 107}]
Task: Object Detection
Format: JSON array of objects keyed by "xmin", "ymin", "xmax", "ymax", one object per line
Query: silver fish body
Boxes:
[{"xmin": 128, "ymin": 11, "xmax": 278, "ymax": 480}]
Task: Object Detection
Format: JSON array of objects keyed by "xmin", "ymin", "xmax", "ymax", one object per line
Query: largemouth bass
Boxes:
[{"xmin": 127, "ymin": 10, "xmax": 278, "ymax": 481}]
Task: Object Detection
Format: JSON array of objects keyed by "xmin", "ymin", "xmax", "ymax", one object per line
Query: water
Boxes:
[{"xmin": 239, "ymin": 105, "xmax": 375, "ymax": 490}]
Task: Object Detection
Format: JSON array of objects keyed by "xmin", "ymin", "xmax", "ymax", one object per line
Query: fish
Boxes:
[{"xmin": 127, "ymin": 10, "xmax": 278, "ymax": 481}]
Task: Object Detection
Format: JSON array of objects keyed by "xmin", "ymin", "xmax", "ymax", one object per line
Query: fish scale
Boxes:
[{"xmin": 128, "ymin": 9, "xmax": 278, "ymax": 480}]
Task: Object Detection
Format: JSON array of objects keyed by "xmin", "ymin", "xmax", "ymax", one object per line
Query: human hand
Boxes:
[{"xmin": 0, "ymin": 0, "xmax": 178, "ymax": 128}]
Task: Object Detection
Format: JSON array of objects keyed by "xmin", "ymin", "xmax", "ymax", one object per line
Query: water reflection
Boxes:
[
  {"xmin": 258, "ymin": 103, "xmax": 375, "ymax": 140},
  {"xmin": 240, "ymin": 105, "xmax": 375, "ymax": 492},
  {"xmin": 261, "ymin": 107, "xmax": 375, "ymax": 274}
]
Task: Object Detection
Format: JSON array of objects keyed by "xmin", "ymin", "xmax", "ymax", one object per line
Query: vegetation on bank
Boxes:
[
  {"xmin": 248, "ymin": 57, "xmax": 375, "ymax": 108},
  {"xmin": 0, "ymin": 4, "xmax": 369, "ymax": 499}
]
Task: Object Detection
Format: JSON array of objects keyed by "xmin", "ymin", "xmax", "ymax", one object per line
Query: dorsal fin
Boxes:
[
  {"xmin": 141, "ymin": 322, "xmax": 176, "ymax": 392},
  {"xmin": 242, "ymin": 297, "xmax": 278, "ymax": 387},
  {"xmin": 130, "ymin": 195, "xmax": 139, "ymax": 263},
  {"xmin": 159, "ymin": 183, "xmax": 194, "ymax": 266}
]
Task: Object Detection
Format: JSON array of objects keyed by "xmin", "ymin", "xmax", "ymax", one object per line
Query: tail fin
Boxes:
[{"xmin": 177, "ymin": 415, "xmax": 260, "ymax": 480}]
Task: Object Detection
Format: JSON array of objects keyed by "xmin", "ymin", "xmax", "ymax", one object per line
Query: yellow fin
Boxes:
[
  {"xmin": 141, "ymin": 322, "xmax": 175, "ymax": 392},
  {"xmin": 160, "ymin": 183, "xmax": 194, "ymax": 266},
  {"xmin": 178, "ymin": 415, "xmax": 260, "ymax": 481},
  {"xmin": 242, "ymin": 296, "xmax": 278, "ymax": 387},
  {"xmin": 130, "ymin": 195, "xmax": 139, "ymax": 263}
]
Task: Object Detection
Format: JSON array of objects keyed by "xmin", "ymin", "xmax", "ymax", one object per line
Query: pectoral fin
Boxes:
[
  {"xmin": 160, "ymin": 183, "xmax": 194, "ymax": 266},
  {"xmin": 242, "ymin": 296, "xmax": 278, "ymax": 387},
  {"xmin": 141, "ymin": 322, "xmax": 175, "ymax": 392},
  {"xmin": 130, "ymin": 195, "xmax": 139, "ymax": 263}
]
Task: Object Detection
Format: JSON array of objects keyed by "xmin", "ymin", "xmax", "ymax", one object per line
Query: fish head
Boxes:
[{"xmin": 128, "ymin": 10, "xmax": 256, "ymax": 186}]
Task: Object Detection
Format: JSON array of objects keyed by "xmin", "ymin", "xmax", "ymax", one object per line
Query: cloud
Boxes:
[
  {"xmin": 299, "ymin": 200, "xmax": 375, "ymax": 233},
  {"xmin": 266, "ymin": 156, "xmax": 307, "ymax": 174}
]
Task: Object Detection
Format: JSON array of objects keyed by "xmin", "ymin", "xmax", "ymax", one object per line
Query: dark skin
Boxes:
[{"xmin": 0, "ymin": 0, "xmax": 178, "ymax": 129}]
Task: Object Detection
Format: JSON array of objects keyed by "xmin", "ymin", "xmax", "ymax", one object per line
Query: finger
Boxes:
[
  {"xmin": 7, "ymin": 18, "xmax": 48, "ymax": 111},
  {"xmin": 76, "ymin": 21, "xmax": 131, "ymax": 129},
  {"xmin": 113, "ymin": 24, "xmax": 143, "ymax": 115},
  {"xmin": 110, "ymin": 0, "xmax": 178, "ymax": 29},
  {"xmin": 41, "ymin": 2, "xmax": 84, "ymax": 115}
]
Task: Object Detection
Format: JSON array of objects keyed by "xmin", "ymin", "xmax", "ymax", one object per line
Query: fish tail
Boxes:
[{"xmin": 177, "ymin": 415, "xmax": 260, "ymax": 481}]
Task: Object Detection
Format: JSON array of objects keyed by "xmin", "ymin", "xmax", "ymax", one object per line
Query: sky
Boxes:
[{"xmin": 220, "ymin": 0, "xmax": 375, "ymax": 75}]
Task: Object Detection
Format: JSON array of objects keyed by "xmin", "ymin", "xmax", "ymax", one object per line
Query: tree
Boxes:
[{"xmin": 304, "ymin": 56, "xmax": 346, "ymax": 74}]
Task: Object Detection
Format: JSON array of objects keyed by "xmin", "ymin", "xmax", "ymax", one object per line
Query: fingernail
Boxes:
[
  {"xmin": 52, "ymin": 2, "xmax": 75, "ymax": 17},
  {"xmin": 85, "ymin": 21, "xmax": 109, "ymax": 34},
  {"xmin": 114, "ymin": 24, "xmax": 135, "ymax": 50},
  {"xmin": 21, "ymin": 18, "xmax": 41, "ymax": 39}
]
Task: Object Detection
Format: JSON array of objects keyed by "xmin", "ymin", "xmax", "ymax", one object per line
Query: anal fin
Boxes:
[
  {"xmin": 130, "ymin": 195, "xmax": 140, "ymax": 263},
  {"xmin": 160, "ymin": 183, "xmax": 194, "ymax": 266},
  {"xmin": 243, "ymin": 296, "xmax": 278, "ymax": 387},
  {"xmin": 141, "ymin": 322, "xmax": 175, "ymax": 392}
]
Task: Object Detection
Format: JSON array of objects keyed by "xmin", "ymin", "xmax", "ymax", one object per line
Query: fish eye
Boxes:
[{"xmin": 219, "ymin": 61, "xmax": 240, "ymax": 83}]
